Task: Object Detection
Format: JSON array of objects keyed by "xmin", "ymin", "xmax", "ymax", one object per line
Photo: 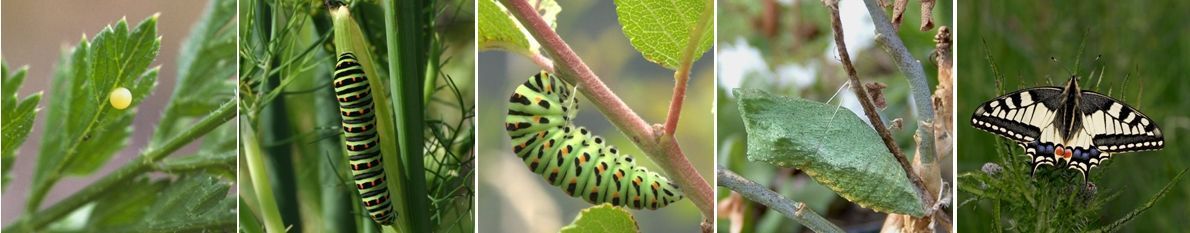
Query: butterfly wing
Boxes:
[
  {"xmin": 1078, "ymin": 90, "xmax": 1164, "ymax": 153},
  {"xmin": 1044, "ymin": 90, "xmax": 1164, "ymax": 181},
  {"xmin": 970, "ymin": 87, "xmax": 1064, "ymax": 143},
  {"xmin": 971, "ymin": 82, "xmax": 1165, "ymax": 182}
]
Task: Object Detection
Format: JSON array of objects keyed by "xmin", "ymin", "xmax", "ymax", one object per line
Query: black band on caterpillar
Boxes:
[
  {"xmin": 334, "ymin": 52, "xmax": 396, "ymax": 224},
  {"xmin": 504, "ymin": 71, "xmax": 684, "ymax": 209}
]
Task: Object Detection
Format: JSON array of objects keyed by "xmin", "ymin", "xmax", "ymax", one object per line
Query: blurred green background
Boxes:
[
  {"xmin": 958, "ymin": 0, "xmax": 1190, "ymax": 232},
  {"xmin": 716, "ymin": 0, "xmax": 950, "ymax": 232},
  {"xmin": 476, "ymin": 0, "xmax": 714, "ymax": 232}
]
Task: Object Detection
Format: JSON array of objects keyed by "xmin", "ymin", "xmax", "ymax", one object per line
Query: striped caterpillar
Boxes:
[
  {"xmin": 504, "ymin": 71, "xmax": 683, "ymax": 209},
  {"xmin": 334, "ymin": 52, "xmax": 396, "ymax": 224}
]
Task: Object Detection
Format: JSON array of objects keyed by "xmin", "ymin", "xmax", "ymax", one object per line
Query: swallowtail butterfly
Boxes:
[
  {"xmin": 505, "ymin": 71, "xmax": 684, "ymax": 209},
  {"xmin": 333, "ymin": 52, "xmax": 396, "ymax": 225},
  {"xmin": 971, "ymin": 76, "xmax": 1163, "ymax": 182}
]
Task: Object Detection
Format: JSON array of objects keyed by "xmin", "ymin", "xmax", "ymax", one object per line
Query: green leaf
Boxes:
[
  {"xmin": 90, "ymin": 173, "xmax": 236, "ymax": 232},
  {"xmin": 86, "ymin": 177, "xmax": 167, "ymax": 228},
  {"xmin": 197, "ymin": 120, "xmax": 237, "ymax": 158},
  {"xmin": 2, "ymin": 61, "xmax": 43, "ymax": 192},
  {"xmin": 559, "ymin": 204, "xmax": 639, "ymax": 233},
  {"xmin": 477, "ymin": 0, "xmax": 560, "ymax": 56},
  {"xmin": 613, "ymin": 0, "xmax": 713, "ymax": 69},
  {"xmin": 151, "ymin": 0, "xmax": 236, "ymax": 146},
  {"xmin": 734, "ymin": 88, "xmax": 925, "ymax": 217},
  {"xmin": 32, "ymin": 14, "xmax": 161, "ymax": 208}
]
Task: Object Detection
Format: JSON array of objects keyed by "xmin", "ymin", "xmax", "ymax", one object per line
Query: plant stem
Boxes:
[
  {"xmin": 389, "ymin": 0, "xmax": 432, "ymax": 230},
  {"xmin": 528, "ymin": 52, "xmax": 556, "ymax": 73},
  {"xmin": 1092, "ymin": 168, "xmax": 1189, "ymax": 233},
  {"xmin": 499, "ymin": 0, "xmax": 715, "ymax": 219},
  {"xmin": 718, "ymin": 167, "xmax": 844, "ymax": 233},
  {"xmin": 822, "ymin": 0, "xmax": 935, "ymax": 214},
  {"xmin": 241, "ymin": 122, "xmax": 286, "ymax": 233},
  {"xmin": 859, "ymin": 0, "xmax": 938, "ymax": 163},
  {"xmin": 153, "ymin": 153, "xmax": 236, "ymax": 173},
  {"xmin": 3, "ymin": 101, "xmax": 236, "ymax": 232},
  {"xmin": 664, "ymin": 0, "xmax": 713, "ymax": 137},
  {"xmin": 381, "ymin": 1, "xmax": 416, "ymax": 231},
  {"xmin": 664, "ymin": 76, "xmax": 688, "ymax": 134}
]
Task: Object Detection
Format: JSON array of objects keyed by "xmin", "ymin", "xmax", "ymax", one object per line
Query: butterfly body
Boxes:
[{"xmin": 971, "ymin": 76, "xmax": 1163, "ymax": 182}]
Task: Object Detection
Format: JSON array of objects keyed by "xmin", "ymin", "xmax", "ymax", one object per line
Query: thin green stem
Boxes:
[
  {"xmin": 153, "ymin": 153, "xmax": 235, "ymax": 173},
  {"xmin": 3, "ymin": 101, "xmax": 236, "ymax": 232},
  {"xmin": 241, "ymin": 120, "xmax": 286, "ymax": 233},
  {"xmin": 1092, "ymin": 168, "xmax": 1189, "ymax": 233}
]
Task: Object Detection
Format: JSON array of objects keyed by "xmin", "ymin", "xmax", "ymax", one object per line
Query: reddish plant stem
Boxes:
[
  {"xmin": 664, "ymin": 0, "xmax": 712, "ymax": 137},
  {"xmin": 527, "ymin": 52, "xmax": 555, "ymax": 73},
  {"xmin": 499, "ymin": 0, "xmax": 715, "ymax": 219},
  {"xmin": 665, "ymin": 71, "xmax": 689, "ymax": 136}
]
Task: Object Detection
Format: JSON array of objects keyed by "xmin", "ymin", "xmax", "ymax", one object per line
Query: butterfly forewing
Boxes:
[{"xmin": 971, "ymin": 87, "xmax": 1063, "ymax": 143}]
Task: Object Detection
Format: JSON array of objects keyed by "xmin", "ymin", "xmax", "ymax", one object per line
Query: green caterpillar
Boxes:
[
  {"xmin": 504, "ymin": 71, "xmax": 683, "ymax": 209},
  {"xmin": 334, "ymin": 52, "xmax": 395, "ymax": 224}
]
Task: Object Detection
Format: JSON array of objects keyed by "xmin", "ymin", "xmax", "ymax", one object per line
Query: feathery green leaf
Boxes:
[{"xmin": 2, "ymin": 61, "xmax": 43, "ymax": 192}]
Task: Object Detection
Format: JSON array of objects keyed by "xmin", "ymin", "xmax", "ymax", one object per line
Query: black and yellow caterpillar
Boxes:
[
  {"xmin": 334, "ymin": 52, "xmax": 396, "ymax": 224},
  {"xmin": 504, "ymin": 71, "xmax": 683, "ymax": 209}
]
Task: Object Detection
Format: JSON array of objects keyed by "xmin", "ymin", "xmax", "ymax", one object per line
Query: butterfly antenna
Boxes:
[{"xmin": 1051, "ymin": 56, "xmax": 1075, "ymax": 85}]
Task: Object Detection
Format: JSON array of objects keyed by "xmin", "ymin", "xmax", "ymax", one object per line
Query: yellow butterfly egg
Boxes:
[{"xmin": 109, "ymin": 87, "xmax": 132, "ymax": 110}]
